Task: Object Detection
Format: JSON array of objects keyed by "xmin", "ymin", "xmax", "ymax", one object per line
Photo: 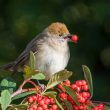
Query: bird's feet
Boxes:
[{"xmin": 36, "ymin": 80, "xmax": 46, "ymax": 92}]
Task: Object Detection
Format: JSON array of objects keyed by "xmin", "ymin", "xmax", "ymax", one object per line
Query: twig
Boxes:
[
  {"xmin": 11, "ymin": 79, "xmax": 40, "ymax": 98},
  {"xmin": 93, "ymin": 101, "xmax": 110, "ymax": 106}
]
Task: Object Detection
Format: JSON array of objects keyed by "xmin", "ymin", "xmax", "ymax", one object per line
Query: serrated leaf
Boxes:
[
  {"xmin": 0, "ymin": 77, "xmax": 16, "ymax": 94},
  {"xmin": 1, "ymin": 90, "xmax": 11, "ymax": 110},
  {"xmin": 82, "ymin": 65, "xmax": 93, "ymax": 98},
  {"xmin": 31, "ymin": 73, "xmax": 45, "ymax": 80},
  {"xmin": 65, "ymin": 100, "xmax": 73, "ymax": 110},
  {"xmin": 12, "ymin": 91, "xmax": 35, "ymax": 101},
  {"xmin": 29, "ymin": 51, "xmax": 36, "ymax": 70},
  {"xmin": 63, "ymin": 86, "xmax": 80, "ymax": 106},
  {"xmin": 55, "ymin": 97, "xmax": 64, "ymax": 110},
  {"xmin": 8, "ymin": 104, "xmax": 27, "ymax": 110},
  {"xmin": 46, "ymin": 70, "xmax": 72, "ymax": 90}
]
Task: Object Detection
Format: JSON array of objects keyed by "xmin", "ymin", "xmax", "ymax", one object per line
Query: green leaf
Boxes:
[
  {"xmin": 23, "ymin": 65, "xmax": 45, "ymax": 80},
  {"xmin": 46, "ymin": 70, "xmax": 72, "ymax": 90},
  {"xmin": 82, "ymin": 65, "xmax": 93, "ymax": 98},
  {"xmin": 23, "ymin": 65, "xmax": 32, "ymax": 75},
  {"xmin": 43, "ymin": 91, "xmax": 57, "ymax": 96},
  {"xmin": 55, "ymin": 97, "xmax": 64, "ymax": 110},
  {"xmin": 1, "ymin": 90, "xmax": 11, "ymax": 110},
  {"xmin": 63, "ymin": 86, "xmax": 80, "ymax": 106},
  {"xmin": 23, "ymin": 66, "xmax": 32, "ymax": 79},
  {"xmin": 65, "ymin": 100, "xmax": 73, "ymax": 110},
  {"xmin": 31, "ymin": 73, "xmax": 45, "ymax": 80},
  {"xmin": 0, "ymin": 77, "xmax": 16, "ymax": 94},
  {"xmin": 12, "ymin": 91, "xmax": 35, "ymax": 101},
  {"xmin": 29, "ymin": 51, "xmax": 36, "ymax": 70}
]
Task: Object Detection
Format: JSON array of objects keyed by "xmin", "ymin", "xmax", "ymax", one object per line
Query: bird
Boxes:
[{"xmin": 1, "ymin": 22, "xmax": 77, "ymax": 80}]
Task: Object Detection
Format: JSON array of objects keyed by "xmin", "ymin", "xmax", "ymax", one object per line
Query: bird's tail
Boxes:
[{"xmin": 0, "ymin": 62, "xmax": 15, "ymax": 71}]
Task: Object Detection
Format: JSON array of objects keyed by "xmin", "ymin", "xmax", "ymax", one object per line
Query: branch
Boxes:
[
  {"xmin": 11, "ymin": 79, "xmax": 40, "ymax": 98},
  {"xmin": 93, "ymin": 101, "xmax": 110, "ymax": 106}
]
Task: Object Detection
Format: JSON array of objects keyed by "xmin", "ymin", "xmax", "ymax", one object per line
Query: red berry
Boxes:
[
  {"xmin": 37, "ymin": 106, "xmax": 43, "ymax": 110},
  {"xmin": 98, "ymin": 103, "xmax": 104, "ymax": 109},
  {"xmin": 71, "ymin": 84, "xmax": 77, "ymax": 90},
  {"xmin": 78, "ymin": 96, "xmax": 85, "ymax": 103},
  {"xmin": 32, "ymin": 95, "xmax": 37, "ymax": 101},
  {"xmin": 63, "ymin": 80, "xmax": 71, "ymax": 86},
  {"xmin": 87, "ymin": 92, "xmax": 90, "ymax": 98},
  {"xmin": 28, "ymin": 97, "xmax": 34, "ymax": 103},
  {"xmin": 76, "ymin": 87, "xmax": 81, "ymax": 92},
  {"xmin": 82, "ymin": 92, "xmax": 88, "ymax": 98},
  {"xmin": 81, "ymin": 80, "xmax": 87, "ymax": 86},
  {"xmin": 44, "ymin": 98, "xmax": 50, "ymax": 105},
  {"xmin": 32, "ymin": 105, "xmax": 37, "ymax": 109},
  {"xmin": 79, "ymin": 105, "xmax": 84, "ymax": 109},
  {"xmin": 98, "ymin": 109, "xmax": 102, "ymax": 110},
  {"xmin": 82, "ymin": 85, "xmax": 89, "ymax": 91},
  {"xmin": 59, "ymin": 92, "xmax": 67, "ymax": 100},
  {"xmin": 71, "ymin": 35, "xmax": 78, "ymax": 43},
  {"xmin": 50, "ymin": 98, "xmax": 55, "ymax": 104},
  {"xmin": 86, "ymin": 99, "xmax": 91, "ymax": 104},
  {"xmin": 52, "ymin": 104, "xmax": 58, "ymax": 110},
  {"xmin": 67, "ymin": 95, "xmax": 73, "ymax": 102},
  {"xmin": 37, "ymin": 97, "xmax": 42, "ymax": 102},
  {"xmin": 93, "ymin": 107, "xmax": 98, "ymax": 110},
  {"xmin": 39, "ymin": 100, "xmax": 45, "ymax": 105},
  {"xmin": 42, "ymin": 104, "xmax": 48, "ymax": 109},
  {"xmin": 73, "ymin": 105, "xmax": 78, "ymax": 110},
  {"xmin": 76, "ymin": 80, "xmax": 82, "ymax": 86},
  {"xmin": 57, "ymin": 84, "xmax": 64, "ymax": 91}
]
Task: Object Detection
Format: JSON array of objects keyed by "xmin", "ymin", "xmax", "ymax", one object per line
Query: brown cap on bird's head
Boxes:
[
  {"xmin": 47, "ymin": 22, "xmax": 70, "ymax": 37},
  {"xmin": 46, "ymin": 22, "xmax": 79, "ymax": 43}
]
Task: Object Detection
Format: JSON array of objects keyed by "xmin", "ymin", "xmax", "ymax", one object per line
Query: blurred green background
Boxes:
[{"xmin": 0, "ymin": 0, "xmax": 110, "ymax": 101}]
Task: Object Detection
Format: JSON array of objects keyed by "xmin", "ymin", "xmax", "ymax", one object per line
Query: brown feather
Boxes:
[{"xmin": 48, "ymin": 22, "xmax": 70, "ymax": 36}]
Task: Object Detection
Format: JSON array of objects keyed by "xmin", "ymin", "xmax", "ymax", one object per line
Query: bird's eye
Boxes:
[{"xmin": 59, "ymin": 33, "xmax": 62, "ymax": 37}]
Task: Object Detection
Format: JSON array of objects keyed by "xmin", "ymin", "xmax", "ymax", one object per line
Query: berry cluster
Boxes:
[
  {"xmin": 27, "ymin": 79, "xmax": 104, "ymax": 110},
  {"xmin": 57, "ymin": 80, "xmax": 104, "ymax": 110},
  {"xmin": 27, "ymin": 94, "xmax": 58, "ymax": 110}
]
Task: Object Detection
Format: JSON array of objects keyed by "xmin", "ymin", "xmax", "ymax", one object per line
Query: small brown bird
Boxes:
[{"xmin": 1, "ymin": 22, "xmax": 77, "ymax": 80}]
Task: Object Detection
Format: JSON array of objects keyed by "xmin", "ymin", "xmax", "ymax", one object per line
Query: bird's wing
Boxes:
[{"xmin": 13, "ymin": 33, "xmax": 47, "ymax": 71}]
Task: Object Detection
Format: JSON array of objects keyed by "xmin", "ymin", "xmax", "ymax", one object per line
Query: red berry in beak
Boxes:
[{"xmin": 71, "ymin": 35, "xmax": 78, "ymax": 43}]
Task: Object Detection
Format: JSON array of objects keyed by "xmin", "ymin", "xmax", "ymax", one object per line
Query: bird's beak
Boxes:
[{"xmin": 67, "ymin": 34, "xmax": 73, "ymax": 39}]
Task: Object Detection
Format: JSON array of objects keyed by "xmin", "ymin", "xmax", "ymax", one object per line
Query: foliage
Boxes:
[{"xmin": 0, "ymin": 52, "xmax": 109, "ymax": 110}]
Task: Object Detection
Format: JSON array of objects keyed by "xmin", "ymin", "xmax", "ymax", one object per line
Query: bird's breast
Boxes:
[{"xmin": 35, "ymin": 44, "xmax": 70, "ymax": 79}]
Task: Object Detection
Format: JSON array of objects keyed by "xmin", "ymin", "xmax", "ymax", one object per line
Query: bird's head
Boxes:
[
  {"xmin": 44, "ymin": 22, "xmax": 78, "ymax": 43},
  {"xmin": 47, "ymin": 22, "xmax": 70, "ymax": 37}
]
